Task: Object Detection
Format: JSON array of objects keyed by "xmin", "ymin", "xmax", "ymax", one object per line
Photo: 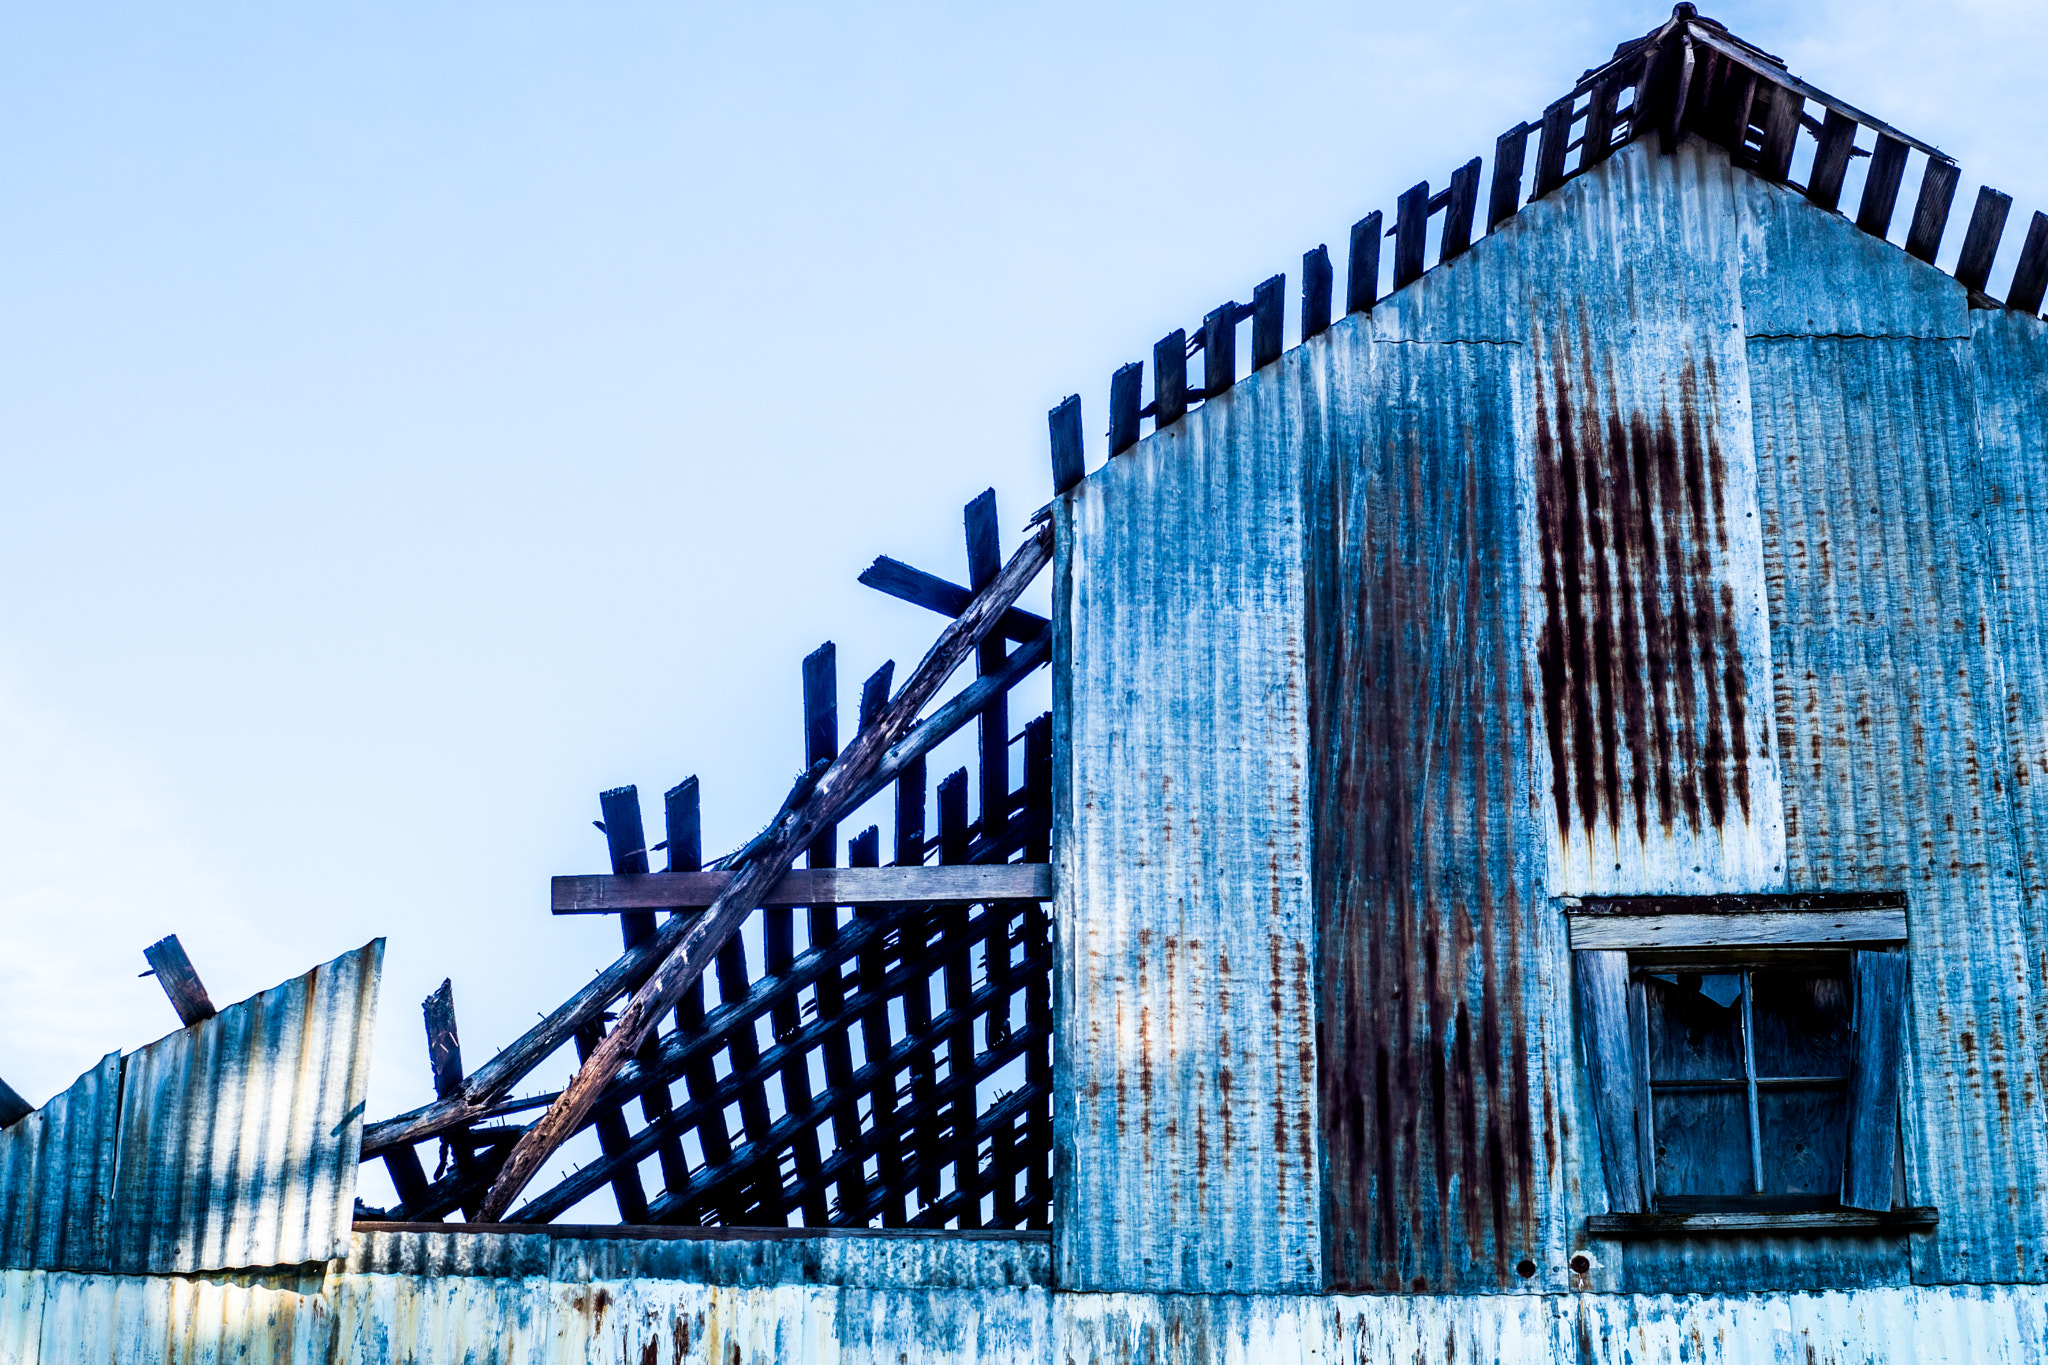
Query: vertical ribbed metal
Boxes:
[
  {"xmin": 1055, "ymin": 344, "xmax": 1321, "ymax": 1293},
  {"xmin": 0, "ymin": 1053, "xmax": 120, "ymax": 1272}
]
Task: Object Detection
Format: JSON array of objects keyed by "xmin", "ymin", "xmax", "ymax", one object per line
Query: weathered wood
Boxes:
[
  {"xmin": 1856, "ymin": 133, "xmax": 1911, "ymax": 238},
  {"xmin": 1393, "ymin": 181, "xmax": 1430, "ymax": 289},
  {"xmin": 857, "ymin": 557, "xmax": 1048, "ymax": 643},
  {"xmin": 1533, "ymin": 95, "xmax": 1573, "ymax": 198},
  {"xmin": 1580, "ymin": 77, "xmax": 1619, "ymax": 170},
  {"xmin": 574, "ymin": 1024, "xmax": 650, "ymax": 1221},
  {"xmin": 1488, "ymin": 124, "xmax": 1529, "ymax": 229},
  {"xmin": 1576, "ymin": 950, "xmax": 1647, "ymax": 1212},
  {"xmin": 1754, "ymin": 81, "xmax": 1802, "ymax": 182},
  {"xmin": 1251, "ymin": 274, "xmax": 1283, "ymax": 371},
  {"xmin": 599, "ymin": 786, "xmax": 657, "ymax": 949},
  {"xmin": 1440, "ymin": 158, "xmax": 1480, "ymax": 262},
  {"xmin": 1108, "ymin": 361, "xmax": 1143, "ymax": 456},
  {"xmin": 1587, "ymin": 1208, "xmax": 1937, "ymax": 1236},
  {"xmin": 422, "ymin": 979, "xmax": 463, "ymax": 1100},
  {"xmin": 1906, "ymin": 158, "xmax": 1961, "ymax": 263},
  {"xmin": 1346, "ymin": 212, "xmax": 1380, "ymax": 314},
  {"xmin": 1300, "ymin": 246, "xmax": 1332, "ymax": 341},
  {"xmin": 1842, "ymin": 950, "xmax": 1908, "ymax": 1211},
  {"xmin": 1680, "ymin": 22, "xmax": 1944, "ymax": 158},
  {"xmin": 662, "ymin": 776, "xmax": 726, "ymax": 1201},
  {"xmin": 1199, "ymin": 303, "xmax": 1236, "ymax": 398},
  {"xmin": 552, "ymin": 864, "xmax": 1052, "ymax": 913},
  {"xmin": 1805, "ymin": 109, "xmax": 1858, "ymax": 212},
  {"xmin": 966, "ymin": 492, "xmax": 1009, "ymax": 858},
  {"xmin": 1567, "ymin": 909, "xmax": 1907, "ymax": 951},
  {"xmin": 381, "ymin": 1144, "xmax": 431, "ymax": 1211},
  {"xmin": 1954, "ymin": 185, "xmax": 2013, "ymax": 293},
  {"xmin": 801, "ymin": 638, "xmax": 846, "ymax": 1226},
  {"xmin": 0, "ymin": 1076, "xmax": 32, "ymax": 1128},
  {"xmin": 2008, "ymin": 212, "xmax": 2048, "ymax": 316},
  {"xmin": 476, "ymin": 520, "xmax": 1055, "ymax": 1221},
  {"xmin": 1049, "ymin": 394, "xmax": 1085, "ymax": 494},
  {"xmin": 1152, "ymin": 330, "xmax": 1187, "ymax": 429},
  {"xmin": 142, "ymin": 934, "xmax": 215, "ymax": 1026},
  {"xmin": 1570, "ymin": 891, "xmax": 1905, "ymax": 916}
]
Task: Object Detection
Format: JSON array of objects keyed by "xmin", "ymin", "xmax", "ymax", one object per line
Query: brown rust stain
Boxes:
[{"xmin": 1533, "ymin": 328, "xmax": 1754, "ymax": 849}]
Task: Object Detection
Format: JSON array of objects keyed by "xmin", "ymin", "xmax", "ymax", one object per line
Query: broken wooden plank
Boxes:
[
  {"xmin": 1488, "ymin": 123, "xmax": 1530, "ymax": 229},
  {"xmin": 1152, "ymin": 330, "xmax": 1187, "ymax": 429},
  {"xmin": 1954, "ymin": 185, "xmax": 2013, "ymax": 293},
  {"xmin": 1199, "ymin": 302, "xmax": 1236, "ymax": 398},
  {"xmin": 2007, "ymin": 212, "xmax": 2048, "ymax": 316},
  {"xmin": 1906, "ymin": 158, "xmax": 1961, "ymax": 263},
  {"xmin": 423, "ymin": 979, "xmax": 463, "ymax": 1100},
  {"xmin": 1856, "ymin": 133, "xmax": 1910, "ymax": 237},
  {"xmin": 1048, "ymin": 395, "xmax": 1084, "ymax": 494},
  {"xmin": 553, "ymin": 863, "xmax": 1052, "ymax": 913},
  {"xmin": 1843, "ymin": 950, "xmax": 1909, "ymax": 1211},
  {"xmin": 599, "ymin": 786, "xmax": 657, "ymax": 949},
  {"xmin": 1300, "ymin": 245, "xmax": 1332, "ymax": 341},
  {"xmin": 1345, "ymin": 212, "xmax": 1380, "ymax": 314},
  {"xmin": 1251, "ymin": 274, "xmax": 1283, "ymax": 370},
  {"xmin": 1566, "ymin": 908, "xmax": 1907, "ymax": 951},
  {"xmin": 142, "ymin": 934, "xmax": 216, "ymax": 1026},
  {"xmin": 1108, "ymin": 361, "xmax": 1142, "ymax": 455},
  {"xmin": 856, "ymin": 558, "xmax": 1047, "ymax": 642},
  {"xmin": 1532, "ymin": 95, "xmax": 1573, "ymax": 198},
  {"xmin": 476, "ymin": 519, "xmax": 1056, "ymax": 1221},
  {"xmin": 1805, "ymin": 108, "xmax": 1858, "ymax": 212},
  {"xmin": 1440, "ymin": 158, "xmax": 1481, "ymax": 262},
  {"xmin": 1393, "ymin": 181, "xmax": 1429, "ymax": 289},
  {"xmin": 1588, "ymin": 1208, "xmax": 1937, "ymax": 1237}
]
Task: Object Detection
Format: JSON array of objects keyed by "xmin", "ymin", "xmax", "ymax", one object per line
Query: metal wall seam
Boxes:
[
  {"xmin": 0, "ymin": 1052, "xmax": 120, "ymax": 1273},
  {"xmin": 106, "ymin": 940, "xmax": 384, "ymax": 1275},
  {"xmin": 1739, "ymin": 183, "xmax": 2048, "ymax": 1284},
  {"xmin": 1055, "ymin": 349, "xmax": 1321, "ymax": 1293}
]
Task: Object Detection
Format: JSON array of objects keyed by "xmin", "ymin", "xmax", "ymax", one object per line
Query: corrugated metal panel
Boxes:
[
  {"xmin": 330, "ymin": 1271, "xmax": 554, "ymax": 1365},
  {"xmin": 1303, "ymin": 297, "xmax": 1562, "ymax": 1292},
  {"xmin": 549, "ymin": 1230, "xmax": 1050, "ymax": 1288},
  {"xmin": 0, "ymin": 1270, "xmax": 44, "ymax": 1365},
  {"xmin": 1054, "ymin": 353, "xmax": 1320, "ymax": 1292},
  {"xmin": 106, "ymin": 940, "xmax": 383, "ymax": 1274},
  {"xmin": 0, "ymin": 1053, "xmax": 120, "ymax": 1272},
  {"xmin": 1741, "ymin": 180, "xmax": 2048, "ymax": 1283},
  {"xmin": 29, "ymin": 1267, "xmax": 334, "ymax": 1365}
]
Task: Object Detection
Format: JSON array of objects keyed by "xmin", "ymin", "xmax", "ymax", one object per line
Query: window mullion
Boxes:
[{"xmin": 1740, "ymin": 966, "xmax": 1764, "ymax": 1194}]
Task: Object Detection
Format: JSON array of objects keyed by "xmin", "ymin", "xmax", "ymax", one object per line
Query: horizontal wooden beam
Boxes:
[
  {"xmin": 1587, "ymin": 1208, "xmax": 1937, "ymax": 1237},
  {"xmin": 1566, "ymin": 908, "xmax": 1906, "ymax": 951},
  {"xmin": 554, "ymin": 863, "xmax": 1052, "ymax": 913}
]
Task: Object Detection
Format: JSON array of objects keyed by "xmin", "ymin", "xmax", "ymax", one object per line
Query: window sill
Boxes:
[{"xmin": 1587, "ymin": 1208, "xmax": 1937, "ymax": 1238}]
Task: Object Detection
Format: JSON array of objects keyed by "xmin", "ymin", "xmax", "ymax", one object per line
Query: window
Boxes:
[{"xmin": 1567, "ymin": 893, "xmax": 1936, "ymax": 1235}]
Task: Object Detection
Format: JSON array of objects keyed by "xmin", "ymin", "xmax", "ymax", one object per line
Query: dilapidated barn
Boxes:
[{"xmin": 4, "ymin": 7, "xmax": 2048, "ymax": 1359}]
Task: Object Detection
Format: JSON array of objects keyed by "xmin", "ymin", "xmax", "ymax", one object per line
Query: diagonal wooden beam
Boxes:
[
  {"xmin": 143, "ymin": 935, "xmax": 216, "ymax": 1026},
  {"xmin": 476, "ymin": 519, "xmax": 1055, "ymax": 1220}
]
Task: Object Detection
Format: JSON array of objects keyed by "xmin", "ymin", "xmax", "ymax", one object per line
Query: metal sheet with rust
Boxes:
[
  {"xmin": 1742, "ymin": 187, "xmax": 2048, "ymax": 1286},
  {"xmin": 1054, "ymin": 349, "xmax": 1321, "ymax": 1293}
]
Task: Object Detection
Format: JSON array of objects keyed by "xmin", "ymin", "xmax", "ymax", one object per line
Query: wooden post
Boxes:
[
  {"xmin": 423, "ymin": 980, "xmax": 463, "ymax": 1100},
  {"xmin": 1346, "ymin": 212, "xmax": 1382, "ymax": 314},
  {"xmin": 1755, "ymin": 82, "xmax": 1801, "ymax": 183},
  {"xmin": 2006, "ymin": 212, "xmax": 2048, "ymax": 316},
  {"xmin": 1300, "ymin": 245, "xmax": 1333, "ymax": 341},
  {"xmin": 1533, "ymin": 95, "xmax": 1573, "ymax": 198},
  {"xmin": 1580, "ymin": 77, "xmax": 1619, "ymax": 171},
  {"xmin": 1109, "ymin": 362, "xmax": 1143, "ymax": 456},
  {"xmin": 666, "ymin": 777, "xmax": 737, "ymax": 1222},
  {"xmin": 1251, "ymin": 274, "xmax": 1284, "ymax": 371},
  {"xmin": 1906, "ymin": 159, "xmax": 1961, "ymax": 263},
  {"xmin": 1200, "ymin": 303, "xmax": 1236, "ymax": 398},
  {"xmin": 1394, "ymin": 181, "xmax": 1430, "ymax": 290},
  {"xmin": 143, "ymin": 935, "xmax": 215, "ymax": 1026},
  {"xmin": 1856, "ymin": 134, "xmax": 1910, "ymax": 238},
  {"xmin": 935, "ymin": 768, "xmax": 973, "ymax": 1224},
  {"xmin": 1954, "ymin": 186, "xmax": 2013, "ymax": 293},
  {"xmin": 1488, "ymin": 124, "xmax": 1529, "ymax": 229},
  {"xmin": 1049, "ymin": 395, "xmax": 1084, "ymax": 494},
  {"xmin": 1152, "ymin": 331, "xmax": 1187, "ymax": 430},
  {"xmin": 598, "ymin": 786, "xmax": 656, "ymax": 950},
  {"xmin": 1440, "ymin": 158, "xmax": 1481, "ymax": 263},
  {"xmin": 1805, "ymin": 109, "xmax": 1858, "ymax": 212}
]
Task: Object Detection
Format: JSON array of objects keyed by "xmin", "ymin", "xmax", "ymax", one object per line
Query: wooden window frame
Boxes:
[{"xmin": 1567, "ymin": 892, "xmax": 1937, "ymax": 1237}]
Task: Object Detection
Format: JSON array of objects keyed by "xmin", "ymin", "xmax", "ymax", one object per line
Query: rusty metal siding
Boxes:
[
  {"xmin": 1303, "ymin": 301, "xmax": 1561, "ymax": 1293},
  {"xmin": 106, "ymin": 940, "xmax": 384, "ymax": 1274},
  {"xmin": 1054, "ymin": 352, "xmax": 1320, "ymax": 1293},
  {"xmin": 29, "ymin": 1267, "xmax": 336, "ymax": 1365},
  {"xmin": 330, "ymin": 1271, "xmax": 554, "ymax": 1365},
  {"xmin": 0, "ymin": 1053, "xmax": 120, "ymax": 1273},
  {"xmin": 549, "ymin": 1230, "xmax": 1049, "ymax": 1288},
  {"xmin": 1740, "ymin": 178, "xmax": 2048, "ymax": 1285}
]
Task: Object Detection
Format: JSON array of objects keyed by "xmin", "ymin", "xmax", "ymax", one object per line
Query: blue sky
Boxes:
[{"xmin": 0, "ymin": 0, "xmax": 2039, "ymax": 1215}]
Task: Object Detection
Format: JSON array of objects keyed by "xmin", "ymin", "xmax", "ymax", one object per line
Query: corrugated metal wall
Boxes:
[
  {"xmin": 0, "ymin": 942, "xmax": 384, "ymax": 1277},
  {"xmin": 1054, "ymin": 364, "xmax": 1321, "ymax": 1293},
  {"xmin": 1739, "ymin": 174, "xmax": 2048, "ymax": 1286}
]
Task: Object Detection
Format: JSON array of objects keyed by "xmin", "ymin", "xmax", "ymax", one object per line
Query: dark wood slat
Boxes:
[
  {"xmin": 1048, "ymin": 395, "xmax": 1084, "ymax": 494},
  {"xmin": 1199, "ymin": 302, "xmax": 1236, "ymax": 398},
  {"xmin": 856, "ymin": 557, "xmax": 1048, "ymax": 644},
  {"xmin": 665, "ymin": 777, "xmax": 735, "ymax": 1208},
  {"xmin": 1251, "ymin": 274, "xmax": 1283, "ymax": 371},
  {"xmin": 1300, "ymin": 247, "xmax": 1332, "ymax": 342},
  {"xmin": 381, "ymin": 1145, "xmax": 431, "ymax": 1212},
  {"xmin": 966, "ymin": 492, "xmax": 1009, "ymax": 860},
  {"xmin": 1842, "ymin": 950, "xmax": 1908, "ymax": 1211},
  {"xmin": 0, "ymin": 1076, "xmax": 31, "ymax": 1128},
  {"xmin": 1856, "ymin": 134, "xmax": 1910, "ymax": 238},
  {"xmin": 1346, "ymin": 212, "xmax": 1380, "ymax": 314},
  {"xmin": 2007, "ymin": 212, "xmax": 2048, "ymax": 316},
  {"xmin": 1805, "ymin": 109, "xmax": 1858, "ymax": 212},
  {"xmin": 1954, "ymin": 185, "xmax": 2013, "ymax": 293},
  {"xmin": 423, "ymin": 979, "xmax": 464, "ymax": 1101},
  {"xmin": 1754, "ymin": 81, "xmax": 1801, "ymax": 183},
  {"xmin": 143, "ymin": 934, "xmax": 216, "ymax": 1026},
  {"xmin": 575, "ymin": 1023, "xmax": 650, "ymax": 1221},
  {"xmin": 938, "ymin": 773, "xmax": 981, "ymax": 1228},
  {"xmin": 1488, "ymin": 124, "xmax": 1530, "ymax": 229},
  {"xmin": 1589, "ymin": 1208, "xmax": 1937, "ymax": 1237},
  {"xmin": 1906, "ymin": 159, "xmax": 1961, "ymax": 263},
  {"xmin": 1152, "ymin": 330, "xmax": 1187, "ymax": 430},
  {"xmin": 475, "ymin": 521, "xmax": 1055, "ymax": 1220},
  {"xmin": 792, "ymin": 638, "xmax": 841, "ymax": 1226},
  {"xmin": 1393, "ymin": 182, "xmax": 1430, "ymax": 289},
  {"xmin": 1440, "ymin": 159, "xmax": 1481, "ymax": 263},
  {"xmin": 1580, "ymin": 77, "xmax": 1619, "ymax": 170},
  {"xmin": 1533, "ymin": 95, "xmax": 1573, "ymax": 198},
  {"xmin": 1108, "ymin": 361, "xmax": 1143, "ymax": 456},
  {"xmin": 1575, "ymin": 949, "xmax": 1647, "ymax": 1212},
  {"xmin": 599, "ymin": 786, "xmax": 657, "ymax": 950},
  {"xmin": 857, "ymin": 662, "xmax": 894, "ymax": 729}
]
